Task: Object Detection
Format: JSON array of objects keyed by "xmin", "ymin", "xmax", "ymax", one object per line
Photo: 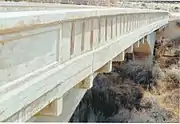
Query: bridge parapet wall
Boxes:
[{"xmin": 0, "ymin": 4, "xmax": 168, "ymax": 122}]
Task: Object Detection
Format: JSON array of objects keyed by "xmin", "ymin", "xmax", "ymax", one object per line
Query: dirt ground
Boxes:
[{"xmin": 70, "ymin": 40, "xmax": 180, "ymax": 123}]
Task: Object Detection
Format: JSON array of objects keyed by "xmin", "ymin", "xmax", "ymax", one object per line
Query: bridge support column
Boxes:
[
  {"xmin": 38, "ymin": 97, "xmax": 63, "ymax": 116},
  {"xmin": 125, "ymin": 45, "xmax": 133, "ymax": 53},
  {"xmin": 113, "ymin": 51, "xmax": 125, "ymax": 62},
  {"xmin": 124, "ymin": 45, "xmax": 134, "ymax": 61},
  {"xmin": 140, "ymin": 38, "xmax": 145, "ymax": 44},
  {"xmin": 133, "ymin": 33, "xmax": 156, "ymax": 69},
  {"xmin": 74, "ymin": 73, "xmax": 97, "ymax": 89},
  {"xmin": 147, "ymin": 32, "xmax": 156, "ymax": 55},
  {"xmin": 134, "ymin": 40, "xmax": 140, "ymax": 48},
  {"xmin": 96, "ymin": 60, "xmax": 112, "ymax": 73},
  {"xmin": 29, "ymin": 88, "xmax": 87, "ymax": 122}
]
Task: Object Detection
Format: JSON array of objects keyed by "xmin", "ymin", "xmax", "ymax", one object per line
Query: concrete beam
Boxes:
[
  {"xmin": 133, "ymin": 40, "xmax": 140, "ymax": 48},
  {"xmin": 74, "ymin": 73, "xmax": 96, "ymax": 89},
  {"xmin": 133, "ymin": 41, "xmax": 151, "ymax": 55},
  {"xmin": 125, "ymin": 45, "xmax": 133, "ymax": 53},
  {"xmin": 96, "ymin": 60, "xmax": 112, "ymax": 73},
  {"xmin": 158, "ymin": 26, "xmax": 164, "ymax": 32},
  {"xmin": 140, "ymin": 38, "xmax": 145, "ymax": 44},
  {"xmin": 38, "ymin": 97, "xmax": 63, "ymax": 117},
  {"xmin": 113, "ymin": 51, "xmax": 125, "ymax": 61},
  {"xmin": 29, "ymin": 88, "xmax": 87, "ymax": 122}
]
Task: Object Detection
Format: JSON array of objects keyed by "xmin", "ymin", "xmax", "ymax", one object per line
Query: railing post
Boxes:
[
  {"xmin": 92, "ymin": 18, "xmax": 99, "ymax": 49},
  {"xmin": 122, "ymin": 15, "xmax": 125, "ymax": 34},
  {"xmin": 107, "ymin": 17, "xmax": 112, "ymax": 41},
  {"xmin": 112, "ymin": 16, "xmax": 116, "ymax": 39},
  {"xmin": 124, "ymin": 15, "xmax": 127, "ymax": 33},
  {"xmin": 73, "ymin": 20, "xmax": 83, "ymax": 57},
  {"xmin": 83, "ymin": 19, "xmax": 91, "ymax": 53},
  {"xmin": 116, "ymin": 15, "xmax": 121, "ymax": 38},
  {"xmin": 60, "ymin": 22, "xmax": 72, "ymax": 62},
  {"xmin": 120, "ymin": 15, "xmax": 123, "ymax": 35},
  {"xmin": 99, "ymin": 17, "xmax": 106, "ymax": 45}
]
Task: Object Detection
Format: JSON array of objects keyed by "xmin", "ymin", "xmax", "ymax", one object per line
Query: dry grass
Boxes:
[
  {"xmin": 162, "ymin": 89, "xmax": 180, "ymax": 116},
  {"xmin": 152, "ymin": 40, "xmax": 180, "ymax": 119}
]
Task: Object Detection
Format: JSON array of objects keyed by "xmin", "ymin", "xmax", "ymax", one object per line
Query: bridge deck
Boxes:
[{"xmin": 0, "ymin": 2, "xmax": 104, "ymax": 12}]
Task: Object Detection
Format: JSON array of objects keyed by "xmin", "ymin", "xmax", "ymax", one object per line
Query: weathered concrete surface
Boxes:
[
  {"xmin": 29, "ymin": 88, "xmax": 87, "ymax": 122},
  {"xmin": 0, "ymin": 3, "xmax": 168, "ymax": 122}
]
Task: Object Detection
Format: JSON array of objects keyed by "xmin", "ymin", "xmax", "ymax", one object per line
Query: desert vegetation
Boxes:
[
  {"xmin": 70, "ymin": 39, "xmax": 180, "ymax": 122},
  {"xmin": 2, "ymin": 0, "xmax": 180, "ymax": 12},
  {"xmin": 120, "ymin": 2, "xmax": 180, "ymax": 12}
]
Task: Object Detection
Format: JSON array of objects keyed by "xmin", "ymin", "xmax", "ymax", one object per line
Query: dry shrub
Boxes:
[
  {"xmin": 174, "ymin": 50, "xmax": 180, "ymax": 57},
  {"xmin": 163, "ymin": 89, "xmax": 180, "ymax": 107},
  {"xmin": 152, "ymin": 63, "xmax": 165, "ymax": 80},
  {"xmin": 153, "ymin": 71, "xmax": 179, "ymax": 95},
  {"xmin": 161, "ymin": 89, "xmax": 180, "ymax": 117},
  {"xmin": 152, "ymin": 39, "xmax": 180, "ymax": 120},
  {"xmin": 164, "ymin": 72, "xmax": 180, "ymax": 91},
  {"xmin": 114, "ymin": 61, "xmax": 153, "ymax": 89},
  {"xmin": 92, "ymin": 73, "xmax": 145, "ymax": 110},
  {"xmin": 164, "ymin": 57, "xmax": 179, "ymax": 68},
  {"xmin": 70, "ymin": 73, "xmax": 144, "ymax": 122},
  {"xmin": 155, "ymin": 41, "xmax": 180, "ymax": 68},
  {"xmin": 72, "ymin": 39, "xmax": 180, "ymax": 122},
  {"xmin": 110, "ymin": 80, "xmax": 144, "ymax": 109}
]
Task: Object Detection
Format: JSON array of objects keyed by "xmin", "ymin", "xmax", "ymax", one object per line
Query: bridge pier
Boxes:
[
  {"xmin": 96, "ymin": 61, "xmax": 112, "ymax": 73},
  {"xmin": 133, "ymin": 32, "xmax": 157, "ymax": 69},
  {"xmin": 141, "ymin": 38, "xmax": 145, "ymax": 44},
  {"xmin": 125, "ymin": 45, "xmax": 134, "ymax": 53},
  {"xmin": 113, "ymin": 51, "xmax": 125, "ymax": 62},
  {"xmin": 74, "ymin": 74, "xmax": 96, "ymax": 89},
  {"xmin": 38, "ymin": 97, "xmax": 63, "ymax": 116},
  {"xmin": 29, "ymin": 88, "xmax": 87, "ymax": 122},
  {"xmin": 134, "ymin": 40, "xmax": 140, "ymax": 48},
  {"xmin": 30, "ymin": 72, "xmax": 97, "ymax": 122}
]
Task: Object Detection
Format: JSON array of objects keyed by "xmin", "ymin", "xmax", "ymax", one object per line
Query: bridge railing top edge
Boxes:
[
  {"xmin": 0, "ymin": 7, "xmax": 168, "ymax": 19},
  {"xmin": 0, "ymin": 7, "xmax": 168, "ymax": 31},
  {"xmin": 96, "ymin": 8, "xmax": 168, "ymax": 16},
  {"xmin": 0, "ymin": 1, "xmax": 104, "ymax": 8}
]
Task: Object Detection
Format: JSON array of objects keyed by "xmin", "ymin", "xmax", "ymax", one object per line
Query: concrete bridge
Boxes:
[{"xmin": 0, "ymin": 2, "xmax": 169, "ymax": 122}]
